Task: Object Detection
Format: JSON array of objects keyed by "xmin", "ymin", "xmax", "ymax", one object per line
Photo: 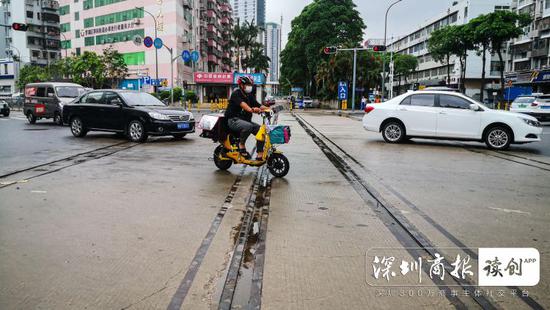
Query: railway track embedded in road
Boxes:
[
  {"xmin": 0, "ymin": 141, "xmax": 139, "ymax": 189},
  {"xmin": 167, "ymin": 155, "xmax": 273, "ymax": 310},
  {"xmin": 293, "ymin": 113, "xmax": 545, "ymax": 310}
]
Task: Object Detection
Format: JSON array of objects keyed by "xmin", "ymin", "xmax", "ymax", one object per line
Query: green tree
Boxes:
[
  {"xmin": 428, "ymin": 26, "xmax": 454, "ymax": 85},
  {"xmin": 243, "ymin": 45, "xmax": 270, "ymax": 73},
  {"xmin": 281, "ymin": 0, "xmax": 365, "ymax": 96},
  {"xmin": 102, "ymin": 46, "xmax": 128, "ymax": 88},
  {"xmin": 16, "ymin": 65, "xmax": 50, "ymax": 90},
  {"xmin": 393, "ymin": 54, "xmax": 418, "ymax": 95},
  {"xmin": 469, "ymin": 14, "xmax": 492, "ymax": 102},
  {"xmin": 231, "ymin": 20, "xmax": 262, "ymax": 72},
  {"xmin": 483, "ymin": 11, "xmax": 531, "ymax": 99},
  {"xmin": 71, "ymin": 51, "xmax": 105, "ymax": 88}
]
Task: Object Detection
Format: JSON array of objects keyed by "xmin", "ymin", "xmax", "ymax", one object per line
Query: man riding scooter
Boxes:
[{"xmin": 225, "ymin": 76, "xmax": 269, "ymax": 161}]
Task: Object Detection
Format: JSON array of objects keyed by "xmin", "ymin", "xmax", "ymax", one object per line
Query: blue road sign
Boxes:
[
  {"xmin": 142, "ymin": 76, "xmax": 151, "ymax": 85},
  {"xmin": 182, "ymin": 50, "xmax": 191, "ymax": 62},
  {"xmin": 191, "ymin": 50, "xmax": 200, "ymax": 63},
  {"xmin": 153, "ymin": 37, "xmax": 163, "ymax": 49},
  {"xmin": 338, "ymin": 81, "xmax": 348, "ymax": 100},
  {"xmin": 291, "ymin": 87, "xmax": 304, "ymax": 92},
  {"xmin": 143, "ymin": 36, "xmax": 153, "ymax": 48},
  {"xmin": 233, "ymin": 73, "xmax": 266, "ymax": 85}
]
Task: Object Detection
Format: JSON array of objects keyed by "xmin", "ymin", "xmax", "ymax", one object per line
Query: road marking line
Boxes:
[
  {"xmin": 31, "ymin": 190, "xmax": 47, "ymax": 194},
  {"xmin": 488, "ymin": 207, "xmax": 531, "ymax": 215}
]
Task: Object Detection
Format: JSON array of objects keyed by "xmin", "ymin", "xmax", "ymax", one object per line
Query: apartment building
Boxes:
[
  {"xmin": 201, "ymin": 0, "xmax": 233, "ymax": 72},
  {"xmin": 0, "ymin": 0, "xmax": 61, "ymax": 94},
  {"xmin": 506, "ymin": 0, "xmax": 550, "ymax": 93},
  {"xmin": 58, "ymin": 0, "xmax": 233, "ymax": 90},
  {"xmin": 230, "ymin": 0, "xmax": 265, "ymax": 26},
  {"xmin": 387, "ymin": 0, "xmax": 511, "ymax": 100},
  {"xmin": 264, "ymin": 22, "xmax": 280, "ymax": 83}
]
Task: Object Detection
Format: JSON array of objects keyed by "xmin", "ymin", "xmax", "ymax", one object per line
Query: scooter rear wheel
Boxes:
[
  {"xmin": 214, "ymin": 145, "xmax": 233, "ymax": 170},
  {"xmin": 267, "ymin": 153, "xmax": 289, "ymax": 178}
]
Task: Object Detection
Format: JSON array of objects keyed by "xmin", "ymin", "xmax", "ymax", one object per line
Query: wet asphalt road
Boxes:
[{"xmin": 0, "ymin": 109, "xmax": 549, "ymax": 309}]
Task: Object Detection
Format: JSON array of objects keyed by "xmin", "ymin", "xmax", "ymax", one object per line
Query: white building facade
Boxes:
[
  {"xmin": 264, "ymin": 22, "xmax": 280, "ymax": 83},
  {"xmin": 387, "ymin": 0, "xmax": 511, "ymax": 101},
  {"xmin": 230, "ymin": 0, "xmax": 265, "ymax": 25}
]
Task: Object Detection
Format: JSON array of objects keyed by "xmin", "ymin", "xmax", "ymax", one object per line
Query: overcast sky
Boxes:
[{"xmin": 266, "ymin": 0, "xmax": 455, "ymax": 48}]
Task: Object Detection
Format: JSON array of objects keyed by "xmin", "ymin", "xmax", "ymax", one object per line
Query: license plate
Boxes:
[
  {"xmin": 177, "ymin": 123, "xmax": 190, "ymax": 129},
  {"xmin": 540, "ymin": 106, "xmax": 550, "ymax": 109}
]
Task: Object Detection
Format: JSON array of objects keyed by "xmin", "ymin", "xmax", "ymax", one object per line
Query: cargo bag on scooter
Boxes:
[
  {"xmin": 268, "ymin": 125, "xmax": 291, "ymax": 144},
  {"xmin": 199, "ymin": 114, "xmax": 224, "ymax": 141}
]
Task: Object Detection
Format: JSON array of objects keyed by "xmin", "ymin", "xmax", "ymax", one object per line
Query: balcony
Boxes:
[
  {"xmin": 208, "ymin": 39, "xmax": 217, "ymax": 47},
  {"xmin": 220, "ymin": 17, "xmax": 229, "ymax": 25},
  {"xmin": 532, "ymin": 46, "xmax": 549, "ymax": 57},
  {"xmin": 208, "ymin": 55, "xmax": 219, "ymax": 63},
  {"xmin": 42, "ymin": 0, "xmax": 59, "ymax": 10}
]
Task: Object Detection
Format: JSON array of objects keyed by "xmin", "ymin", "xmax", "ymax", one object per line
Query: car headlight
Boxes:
[
  {"xmin": 520, "ymin": 117, "xmax": 541, "ymax": 127},
  {"xmin": 148, "ymin": 112, "xmax": 170, "ymax": 120}
]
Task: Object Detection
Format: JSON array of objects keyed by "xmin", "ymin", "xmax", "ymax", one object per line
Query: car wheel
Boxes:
[
  {"xmin": 128, "ymin": 120, "xmax": 148, "ymax": 142},
  {"xmin": 214, "ymin": 145, "xmax": 232, "ymax": 170},
  {"xmin": 173, "ymin": 133, "xmax": 187, "ymax": 140},
  {"xmin": 382, "ymin": 121, "xmax": 406, "ymax": 143},
  {"xmin": 27, "ymin": 112, "xmax": 36, "ymax": 124},
  {"xmin": 2, "ymin": 111, "xmax": 9, "ymax": 117},
  {"xmin": 485, "ymin": 126, "xmax": 512, "ymax": 150},
  {"xmin": 53, "ymin": 112, "xmax": 63, "ymax": 126},
  {"xmin": 70, "ymin": 117, "xmax": 87, "ymax": 137}
]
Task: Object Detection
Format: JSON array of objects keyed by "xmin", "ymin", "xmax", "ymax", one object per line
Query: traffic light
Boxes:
[
  {"xmin": 372, "ymin": 45, "xmax": 386, "ymax": 52},
  {"xmin": 12, "ymin": 23, "xmax": 28, "ymax": 31},
  {"xmin": 323, "ymin": 46, "xmax": 337, "ymax": 55}
]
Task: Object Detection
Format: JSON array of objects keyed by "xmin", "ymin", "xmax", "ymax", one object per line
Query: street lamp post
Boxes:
[
  {"xmin": 381, "ymin": 0, "xmax": 402, "ymax": 101},
  {"xmin": 136, "ymin": 7, "xmax": 159, "ymax": 93}
]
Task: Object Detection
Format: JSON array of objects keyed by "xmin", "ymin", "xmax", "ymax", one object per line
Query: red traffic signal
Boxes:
[
  {"xmin": 12, "ymin": 23, "xmax": 28, "ymax": 31},
  {"xmin": 372, "ymin": 45, "xmax": 387, "ymax": 52},
  {"xmin": 323, "ymin": 46, "xmax": 337, "ymax": 55}
]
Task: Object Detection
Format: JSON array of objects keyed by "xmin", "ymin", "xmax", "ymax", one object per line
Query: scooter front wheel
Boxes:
[
  {"xmin": 214, "ymin": 145, "xmax": 233, "ymax": 170},
  {"xmin": 267, "ymin": 153, "xmax": 289, "ymax": 178}
]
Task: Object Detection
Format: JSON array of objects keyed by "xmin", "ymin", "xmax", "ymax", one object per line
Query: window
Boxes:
[
  {"xmin": 59, "ymin": 5, "xmax": 70, "ymax": 15},
  {"xmin": 82, "ymin": 92, "xmax": 103, "ymax": 103},
  {"xmin": 546, "ymin": 0, "xmax": 550, "ymax": 9},
  {"xmin": 400, "ymin": 96, "xmax": 411, "ymax": 105},
  {"xmin": 94, "ymin": 8, "xmax": 144, "ymax": 27},
  {"xmin": 122, "ymin": 51, "xmax": 145, "ymax": 65},
  {"xmin": 103, "ymin": 92, "xmax": 122, "ymax": 105},
  {"xmin": 75, "ymin": 30, "xmax": 80, "ymax": 38},
  {"xmin": 60, "ymin": 23, "xmax": 70, "ymax": 32},
  {"xmin": 94, "ymin": 0, "xmax": 126, "ymax": 8},
  {"xmin": 410, "ymin": 94, "xmax": 435, "ymax": 107},
  {"xmin": 3, "ymin": 64, "xmax": 7, "ymax": 74},
  {"xmin": 36, "ymin": 87, "xmax": 46, "ymax": 97},
  {"xmin": 84, "ymin": 0, "xmax": 94, "ymax": 9},
  {"xmin": 61, "ymin": 40, "xmax": 71, "ymax": 49},
  {"xmin": 75, "ymin": 11, "xmax": 79, "ymax": 21},
  {"xmin": 439, "ymin": 95, "xmax": 471, "ymax": 109},
  {"xmin": 84, "ymin": 17, "xmax": 94, "ymax": 28},
  {"xmin": 26, "ymin": 11, "xmax": 33, "ymax": 18},
  {"xmin": 76, "ymin": 47, "xmax": 81, "ymax": 56},
  {"xmin": 464, "ymin": 7, "xmax": 468, "ymax": 19},
  {"xmin": 84, "ymin": 36, "xmax": 94, "ymax": 46}
]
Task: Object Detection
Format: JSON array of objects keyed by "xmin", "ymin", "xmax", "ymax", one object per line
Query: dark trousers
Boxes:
[{"xmin": 228, "ymin": 117, "xmax": 264, "ymax": 152}]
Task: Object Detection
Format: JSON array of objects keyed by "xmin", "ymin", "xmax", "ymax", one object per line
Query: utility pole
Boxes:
[{"xmin": 335, "ymin": 47, "xmax": 368, "ymax": 111}]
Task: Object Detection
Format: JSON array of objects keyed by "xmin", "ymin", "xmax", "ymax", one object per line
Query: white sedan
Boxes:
[{"xmin": 362, "ymin": 90, "xmax": 543, "ymax": 150}]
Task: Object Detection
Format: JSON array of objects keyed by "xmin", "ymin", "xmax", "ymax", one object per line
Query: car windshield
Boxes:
[
  {"xmin": 120, "ymin": 92, "xmax": 165, "ymax": 106},
  {"xmin": 513, "ymin": 97, "xmax": 536, "ymax": 104},
  {"xmin": 56, "ymin": 86, "xmax": 86, "ymax": 98}
]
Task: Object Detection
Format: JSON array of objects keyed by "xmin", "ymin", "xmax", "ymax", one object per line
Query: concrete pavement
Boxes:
[{"xmin": 0, "ymin": 111, "xmax": 549, "ymax": 309}]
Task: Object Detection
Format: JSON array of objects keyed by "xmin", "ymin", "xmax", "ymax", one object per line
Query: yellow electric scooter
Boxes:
[{"xmin": 211, "ymin": 106, "xmax": 290, "ymax": 177}]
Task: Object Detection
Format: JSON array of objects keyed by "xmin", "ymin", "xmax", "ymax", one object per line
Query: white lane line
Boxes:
[
  {"xmin": 30, "ymin": 190, "xmax": 47, "ymax": 194},
  {"xmin": 488, "ymin": 207, "xmax": 531, "ymax": 216}
]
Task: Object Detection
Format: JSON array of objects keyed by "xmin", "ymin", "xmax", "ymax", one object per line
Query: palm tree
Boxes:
[
  {"xmin": 243, "ymin": 45, "xmax": 270, "ymax": 73},
  {"xmin": 231, "ymin": 20, "xmax": 262, "ymax": 72}
]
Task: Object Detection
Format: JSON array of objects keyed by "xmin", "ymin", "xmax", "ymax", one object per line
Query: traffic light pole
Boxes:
[
  {"xmin": 136, "ymin": 7, "xmax": 159, "ymax": 93},
  {"xmin": 382, "ymin": 0, "xmax": 403, "ymax": 101},
  {"xmin": 337, "ymin": 47, "xmax": 367, "ymax": 111}
]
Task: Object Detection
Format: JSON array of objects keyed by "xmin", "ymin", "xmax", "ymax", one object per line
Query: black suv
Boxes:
[{"xmin": 62, "ymin": 90, "xmax": 195, "ymax": 142}]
